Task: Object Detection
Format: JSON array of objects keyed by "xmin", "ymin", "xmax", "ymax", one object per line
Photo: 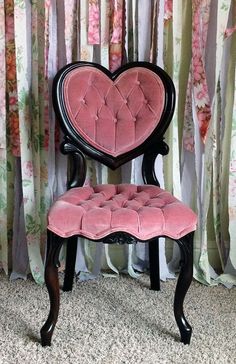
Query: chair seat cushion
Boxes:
[{"xmin": 48, "ymin": 184, "xmax": 197, "ymax": 241}]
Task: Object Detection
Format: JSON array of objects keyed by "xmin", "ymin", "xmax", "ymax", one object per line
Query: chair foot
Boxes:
[
  {"xmin": 41, "ymin": 230, "xmax": 64, "ymax": 347},
  {"xmin": 40, "ymin": 329, "xmax": 52, "ymax": 347},
  {"xmin": 174, "ymin": 232, "xmax": 194, "ymax": 345},
  {"xmin": 180, "ymin": 327, "xmax": 192, "ymax": 345},
  {"xmin": 150, "ymin": 282, "xmax": 160, "ymax": 291}
]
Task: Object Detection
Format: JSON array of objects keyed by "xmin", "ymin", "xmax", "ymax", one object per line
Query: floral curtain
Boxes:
[{"xmin": 0, "ymin": 0, "xmax": 236, "ymax": 287}]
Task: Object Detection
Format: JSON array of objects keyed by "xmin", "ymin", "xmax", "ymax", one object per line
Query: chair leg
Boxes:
[
  {"xmin": 40, "ymin": 230, "xmax": 64, "ymax": 347},
  {"xmin": 63, "ymin": 236, "xmax": 78, "ymax": 292},
  {"xmin": 149, "ymin": 239, "xmax": 160, "ymax": 291},
  {"xmin": 174, "ymin": 232, "xmax": 194, "ymax": 345}
]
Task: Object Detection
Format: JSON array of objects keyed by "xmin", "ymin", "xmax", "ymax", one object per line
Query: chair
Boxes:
[{"xmin": 40, "ymin": 61, "xmax": 197, "ymax": 347}]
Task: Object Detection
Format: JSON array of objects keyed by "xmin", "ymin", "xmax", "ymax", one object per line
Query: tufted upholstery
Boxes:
[
  {"xmin": 48, "ymin": 184, "xmax": 197, "ymax": 241},
  {"xmin": 63, "ymin": 67, "xmax": 165, "ymax": 157},
  {"xmin": 41, "ymin": 62, "xmax": 197, "ymax": 347}
]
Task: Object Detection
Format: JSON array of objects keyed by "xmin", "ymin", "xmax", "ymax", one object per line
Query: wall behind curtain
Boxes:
[{"xmin": 0, "ymin": 0, "xmax": 235, "ymax": 287}]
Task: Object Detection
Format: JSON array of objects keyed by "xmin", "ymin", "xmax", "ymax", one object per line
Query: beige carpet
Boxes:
[{"xmin": 0, "ymin": 272, "xmax": 235, "ymax": 364}]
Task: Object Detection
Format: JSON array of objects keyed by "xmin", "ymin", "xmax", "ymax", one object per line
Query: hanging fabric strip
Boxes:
[
  {"xmin": 14, "ymin": 0, "xmax": 44, "ymax": 284},
  {"xmin": 227, "ymin": 10, "xmax": 236, "ymax": 270},
  {"xmin": 10, "ymin": 158, "xmax": 29, "ymax": 281},
  {"xmin": 162, "ymin": 0, "xmax": 174, "ymax": 195},
  {"xmin": 216, "ymin": 2, "xmax": 236, "ymax": 282},
  {"xmin": 163, "ymin": 0, "xmax": 181, "ymax": 199},
  {"xmin": 150, "ymin": 0, "xmax": 159, "ymax": 63},
  {"xmin": 125, "ymin": 0, "xmax": 138, "ymax": 62},
  {"xmin": 0, "ymin": 0, "xmax": 6, "ymax": 150},
  {"xmin": 164, "ymin": 0, "xmax": 173, "ymax": 23},
  {"xmin": 39, "ymin": 0, "xmax": 52, "ymax": 260},
  {"xmin": 100, "ymin": 0, "xmax": 110, "ymax": 78},
  {"xmin": 110, "ymin": 0, "xmax": 123, "ymax": 43},
  {"xmin": 44, "ymin": 0, "xmax": 50, "ymax": 155},
  {"xmin": 32, "ymin": 0, "xmax": 50, "ymax": 263},
  {"xmin": 6, "ymin": 0, "xmax": 20, "ymax": 157},
  {"xmin": 0, "ymin": 0, "xmax": 8, "ymax": 274},
  {"xmin": 80, "ymin": 0, "xmax": 94, "ymax": 61},
  {"xmin": 131, "ymin": 0, "xmax": 138, "ymax": 61},
  {"xmin": 189, "ymin": 0, "xmax": 211, "ymax": 284},
  {"xmin": 46, "ymin": 0, "xmax": 57, "ymax": 203},
  {"xmin": 137, "ymin": 0, "xmax": 152, "ymax": 62},
  {"xmin": 88, "ymin": 0, "xmax": 100, "ymax": 45},
  {"xmin": 109, "ymin": 0, "xmax": 124, "ymax": 71},
  {"xmin": 127, "ymin": 245, "xmax": 140, "ymax": 278},
  {"xmin": 104, "ymin": 244, "xmax": 119, "ymax": 275},
  {"xmin": 124, "ymin": 0, "xmax": 129, "ymax": 60},
  {"xmin": 0, "ymin": 0, "xmax": 6, "ymax": 151},
  {"xmin": 216, "ymin": 28, "xmax": 236, "ymax": 286},
  {"xmin": 64, "ymin": 0, "xmax": 78, "ymax": 63},
  {"xmin": 181, "ymin": 1, "xmax": 206, "ymax": 283},
  {"xmin": 197, "ymin": 1, "xmax": 231, "ymax": 285},
  {"xmin": 163, "ymin": 0, "xmax": 186, "ymax": 273},
  {"xmin": 192, "ymin": 0, "xmax": 211, "ymax": 142}
]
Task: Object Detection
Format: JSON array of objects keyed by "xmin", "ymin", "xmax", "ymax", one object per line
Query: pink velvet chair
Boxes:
[{"xmin": 40, "ymin": 61, "xmax": 197, "ymax": 346}]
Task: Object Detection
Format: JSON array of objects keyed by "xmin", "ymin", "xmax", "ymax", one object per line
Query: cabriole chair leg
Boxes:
[
  {"xmin": 174, "ymin": 232, "xmax": 194, "ymax": 344},
  {"xmin": 63, "ymin": 236, "xmax": 78, "ymax": 292},
  {"xmin": 149, "ymin": 238, "xmax": 160, "ymax": 291},
  {"xmin": 40, "ymin": 230, "xmax": 64, "ymax": 347}
]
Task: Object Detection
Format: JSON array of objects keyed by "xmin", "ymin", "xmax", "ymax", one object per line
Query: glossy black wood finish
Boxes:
[
  {"xmin": 41, "ymin": 61, "xmax": 195, "ymax": 347},
  {"xmin": 142, "ymin": 139, "xmax": 169, "ymax": 292},
  {"xmin": 40, "ymin": 231, "xmax": 64, "ymax": 347},
  {"xmin": 41, "ymin": 230, "xmax": 194, "ymax": 346},
  {"xmin": 149, "ymin": 238, "xmax": 160, "ymax": 291},
  {"xmin": 61, "ymin": 137, "xmax": 87, "ymax": 189},
  {"xmin": 63, "ymin": 236, "xmax": 78, "ymax": 291},
  {"xmin": 174, "ymin": 232, "xmax": 194, "ymax": 344}
]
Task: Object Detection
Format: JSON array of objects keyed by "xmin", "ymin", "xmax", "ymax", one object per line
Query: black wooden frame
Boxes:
[{"xmin": 40, "ymin": 61, "xmax": 194, "ymax": 347}]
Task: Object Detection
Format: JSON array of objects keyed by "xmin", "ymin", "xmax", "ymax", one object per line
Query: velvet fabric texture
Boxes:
[
  {"xmin": 63, "ymin": 67, "xmax": 165, "ymax": 157},
  {"xmin": 48, "ymin": 184, "xmax": 197, "ymax": 240}
]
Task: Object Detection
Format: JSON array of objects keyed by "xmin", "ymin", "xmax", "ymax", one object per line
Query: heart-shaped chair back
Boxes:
[{"xmin": 53, "ymin": 62, "xmax": 175, "ymax": 168}]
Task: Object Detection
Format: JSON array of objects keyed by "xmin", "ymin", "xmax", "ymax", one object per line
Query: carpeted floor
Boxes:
[{"xmin": 0, "ymin": 272, "xmax": 235, "ymax": 364}]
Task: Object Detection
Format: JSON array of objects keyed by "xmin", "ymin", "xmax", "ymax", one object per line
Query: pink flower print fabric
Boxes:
[
  {"xmin": 110, "ymin": 7, "xmax": 123, "ymax": 43},
  {"xmin": 109, "ymin": 0, "xmax": 124, "ymax": 72},
  {"xmin": 192, "ymin": 0, "xmax": 211, "ymax": 141},
  {"xmin": 224, "ymin": 25, "xmax": 236, "ymax": 39},
  {"xmin": 88, "ymin": 0, "xmax": 100, "ymax": 45},
  {"xmin": 164, "ymin": 0, "xmax": 173, "ymax": 23}
]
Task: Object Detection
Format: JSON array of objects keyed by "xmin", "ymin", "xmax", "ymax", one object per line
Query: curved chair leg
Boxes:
[
  {"xmin": 63, "ymin": 236, "xmax": 78, "ymax": 291},
  {"xmin": 174, "ymin": 232, "xmax": 194, "ymax": 344},
  {"xmin": 149, "ymin": 239, "xmax": 160, "ymax": 291},
  {"xmin": 40, "ymin": 230, "xmax": 64, "ymax": 347}
]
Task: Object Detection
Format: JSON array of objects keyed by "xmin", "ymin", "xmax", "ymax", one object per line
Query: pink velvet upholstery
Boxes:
[
  {"xmin": 63, "ymin": 67, "xmax": 165, "ymax": 157},
  {"xmin": 41, "ymin": 62, "xmax": 196, "ymax": 348},
  {"xmin": 48, "ymin": 184, "xmax": 197, "ymax": 241}
]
